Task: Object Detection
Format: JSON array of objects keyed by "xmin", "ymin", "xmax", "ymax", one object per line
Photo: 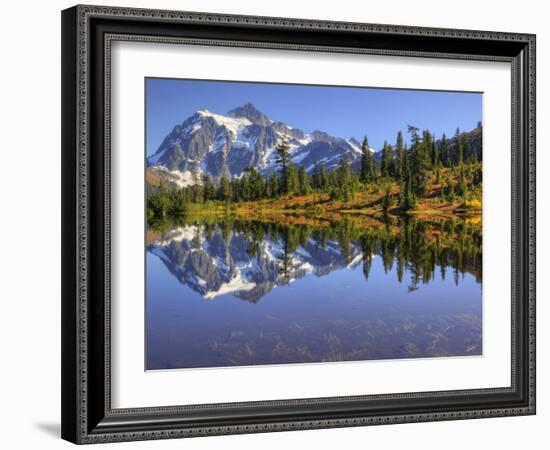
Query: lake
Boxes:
[{"xmin": 146, "ymin": 217, "xmax": 482, "ymax": 370}]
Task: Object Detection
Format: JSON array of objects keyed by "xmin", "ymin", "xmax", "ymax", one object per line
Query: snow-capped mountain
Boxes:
[
  {"xmin": 147, "ymin": 103, "xmax": 370, "ymax": 187},
  {"xmin": 147, "ymin": 225, "xmax": 364, "ymax": 303}
]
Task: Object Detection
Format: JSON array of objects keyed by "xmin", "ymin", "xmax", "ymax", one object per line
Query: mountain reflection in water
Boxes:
[{"xmin": 146, "ymin": 217, "xmax": 482, "ymax": 369}]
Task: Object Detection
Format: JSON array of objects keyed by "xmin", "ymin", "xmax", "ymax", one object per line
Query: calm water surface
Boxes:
[{"xmin": 146, "ymin": 219, "xmax": 482, "ymax": 369}]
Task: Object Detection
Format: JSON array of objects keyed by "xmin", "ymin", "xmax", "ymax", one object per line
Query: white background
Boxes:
[
  {"xmin": 0, "ymin": 0, "xmax": 546, "ymax": 449},
  {"xmin": 112, "ymin": 42, "xmax": 511, "ymax": 408}
]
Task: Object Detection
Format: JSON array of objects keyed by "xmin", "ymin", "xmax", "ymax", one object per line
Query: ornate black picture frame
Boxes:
[{"xmin": 61, "ymin": 4, "xmax": 536, "ymax": 444}]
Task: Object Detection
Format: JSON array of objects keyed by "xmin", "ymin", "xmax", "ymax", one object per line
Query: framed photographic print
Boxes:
[{"xmin": 61, "ymin": 4, "xmax": 536, "ymax": 444}]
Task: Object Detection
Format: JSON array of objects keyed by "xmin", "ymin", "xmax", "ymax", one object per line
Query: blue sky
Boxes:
[{"xmin": 146, "ymin": 78, "xmax": 482, "ymax": 155}]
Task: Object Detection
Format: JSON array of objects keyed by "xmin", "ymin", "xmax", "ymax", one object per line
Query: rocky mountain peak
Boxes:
[
  {"xmin": 147, "ymin": 104, "xmax": 366, "ymax": 187},
  {"xmin": 227, "ymin": 102, "xmax": 271, "ymax": 126},
  {"xmin": 349, "ymin": 137, "xmax": 361, "ymax": 148},
  {"xmin": 311, "ymin": 130, "xmax": 340, "ymax": 144}
]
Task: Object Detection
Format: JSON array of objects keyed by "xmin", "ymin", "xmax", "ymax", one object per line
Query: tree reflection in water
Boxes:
[
  {"xmin": 146, "ymin": 215, "xmax": 482, "ymax": 369},
  {"xmin": 147, "ymin": 215, "xmax": 481, "ymax": 302}
]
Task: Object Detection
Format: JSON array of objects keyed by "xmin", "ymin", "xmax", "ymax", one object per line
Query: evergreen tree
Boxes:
[
  {"xmin": 408, "ymin": 125, "xmax": 430, "ymax": 196},
  {"xmin": 298, "ymin": 166, "xmax": 311, "ymax": 195},
  {"xmin": 360, "ymin": 136, "xmax": 375, "ymax": 182},
  {"xmin": 467, "ymin": 140, "xmax": 478, "ymax": 163},
  {"xmin": 328, "ymin": 169, "xmax": 338, "ymax": 190},
  {"xmin": 202, "ymin": 174, "xmax": 215, "ymax": 201},
  {"xmin": 457, "ymin": 163, "xmax": 468, "ymax": 198},
  {"xmin": 286, "ymin": 163, "xmax": 299, "ymax": 194},
  {"xmin": 244, "ymin": 166, "xmax": 264, "ymax": 200},
  {"xmin": 275, "ymin": 139, "xmax": 292, "ymax": 193},
  {"xmin": 387, "ymin": 143, "xmax": 394, "ymax": 177},
  {"xmin": 433, "ymin": 140, "xmax": 440, "ymax": 184},
  {"xmin": 445, "ymin": 175, "xmax": 455, "ymax": 202},
  {"xmin": 147, "ymin": 184, "xmax": 170, "ymax": 216},
  {"xmin": 380, "ymin": 141, "xmax": 387, "ymax": 178},
  {"xmin": 478, "ymin": 123, "xmax": 483, "ymax": 162},
  {"xmin": 338, "ymin": 154, "xmax": 351, "ymax": 186},
  {"xmin": 435, "ymin": 153, "xmax": 441, "ymax": 185},
  {"xmin": 218, "ymin": 174, "xmax": 231, "ymax": 201},
  {"xmin": 230, "ymin": 179, "xmax": 240, "ymax": 202},
  {"xmin": 422, "ymin": 130, "xmax": 434, "ymax": 169},
  {"xmin": 380, "ymin": 140, "xmax": 394, "ymax": 178},
  {"xmin": 240, "ymin": 175, "xmax": 251, "ymax": 201},
  {"xmin": 455, "ymin": 128, "xmax": 464, "ymax": 166},
  {"xmin": 454, "ymin": 130, "xmax": 468, "ymax": 198},
  {"xmin": 266, "ymin": 173, "xmax": 280, "ymax": 198},
  {"xmin": 319, "ymin": 162, "xmax": 329, "ymax": 190},
  {"xmin": 404, "ymin": 175, "xmax": 416, "ymax": 210},
  {"xmin": 311, "ymin": 164, "xmax": 320, "ymax": 190},
  {"xmin": 473, "ymin": 165, "xmax": 482, "ymax": 185},
  {"xmin": 440, "ymin": 133, "xmax": 450, "ymax": 167},
  {"xmin": 169, "ymin": 190, "xmax": 187, "ymax": 214},
  {"xmin": 395, "ymin": 131, "xmax": 405, "ymax": 180},
  {"xmin": 336, "ymin": 155, "xmax": 352, "ymax": 201},
  {"xmin": 470, "ymin": 147, "xmax": 478, "ymax": 164}
]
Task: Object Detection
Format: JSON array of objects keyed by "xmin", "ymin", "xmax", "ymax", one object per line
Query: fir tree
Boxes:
[
  {"xmin": 454, "ymin": 130, "xmax": 468, "ymax": 198},
  {"xmin": 286, "ymin": 163, "xmax": 299, "ymax": 195},
  {"xmin": 473, "ymin": 165, "xmax": 482, "ymax": 185},
  {"xmin": 218, "ymin": 174, "xmax": 231, "ymax": 201},
  {"xmin": 298, "ymin": 166, "xmax": 311, "ymax": 195},
  {"xmin": 360, "ymin": 136, "xmax": 375, "ymax": 182},
  {"xmin": 275, "ymin": 139, "xmax": 292, "ymax": 193},
  {"xmin": 467, "ymin": 140, "xmax": 478, "ymax": 163},
  {"xmin": 455, "ymin": 128, "xmax": 464, "ymax": 166},
  {"xmin": 440, "ymin": 133, "xmax": 450, "ymax": 167},
  {"xmin": 408, "ymin": 125, "xmax": 430, "ymax": 196},
  {"xmin": 202, "ymin": 174, "xmax": 215, "ymax": 201},
  {"xmin": 457, "ymin": 163, "xmax": 468, "ymax": 198},
  {"xmin": 396, "ymin": 131, "xmax": 405, "ymax": 181},
  {"xmin": 404, "ymin": 175, "xmax": 416, "ymax": 210},
  {"xmin": 380, "ymin": 140, "xmax": 393, "ymax": 178},
  {"xmin": 319, "ymin": 162, "xmax": 329, "ymax": 190},
  {"xmin": 433, "ymin": 141, "xmax": 441, "ymax": 184},
  {"xmin": 311, "ymin": 164, "xmax": 320, "ymax": 189},
  {"xmin": 230, "ymin": 179, "xmax": 240, "ymax": 202},
  {"xmin": 422, "ymin": 130, "xmax": 433, "ymax": 169},
  {"xmin": 240, "ymin": 174, "xmax": 251, "ymax": 201},
  {"xmin": 244, "ymin": 166, "xmax": 264, "ymax": 200},
  {"xmin": 338, "ymin": 154, "xmax": 351, "ymax": 186},
  {"xmin": 337, "ymin": 155, "xmax": 352, "ymax": 201},
  {"xmin": 147, "ymin": 183, "xmax": 170, "ymax": 216},
  {"xmin": 262, "ymin": 173, "xmax": 276, "ymax": 198}
]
